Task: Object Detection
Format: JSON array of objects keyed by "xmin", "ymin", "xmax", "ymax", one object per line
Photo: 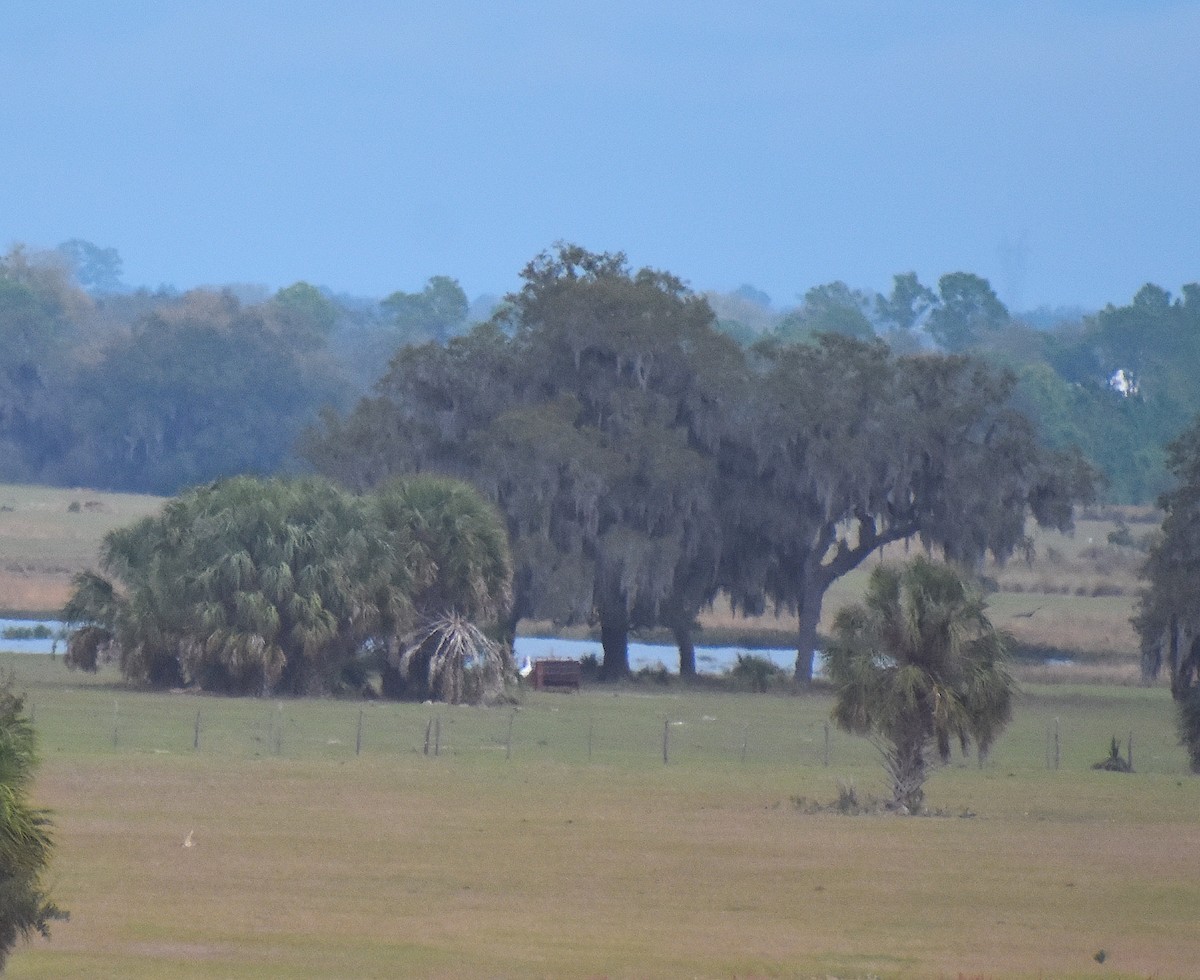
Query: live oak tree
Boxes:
[
  {"xmin": 718, "ymin": 334, "xmax": 1093, "ymax": 683},
  {"xmin": 826, "ymin": 556, "xmax": 1014, "ymax": 811},
  {"xmin": 1135, "ymin": 417, "xmax": 1200, "ymax": 770},
  {"xmin": 308, "ymin": 245, "xmax": 738, "ymax": 680},
  {"xmin": 308, "ymin": 248, "xmax": 1093, "ymax": 684}
]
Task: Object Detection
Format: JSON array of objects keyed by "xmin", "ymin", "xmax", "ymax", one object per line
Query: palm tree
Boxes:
[
  {"xmin": 825, "ymin": 556, "xmax": 1014, "ymax": 812},
  {"xmin": 374, "ymin": 475, "xmax": 513, "ymax": 702},
  {"xmin": 0, "ymin": 676, "xmax": 66, "ymax": 968},
  {"xmin": 400, "ymin": 614, "xmax": 506, "ymax": 705}
]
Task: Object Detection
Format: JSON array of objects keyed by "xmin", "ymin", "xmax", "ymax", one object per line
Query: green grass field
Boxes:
[
  {"xmin": 2, "ymin": 653, "xmax": 1198, "ymax": 979},
  {"xmin": 0, "ymin": 483, "xmax": 1185, "ymax": 976}
]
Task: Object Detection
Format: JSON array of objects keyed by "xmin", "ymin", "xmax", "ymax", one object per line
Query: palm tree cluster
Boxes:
[
  {"xmin": 63, "ymin": 474, "xmax": 512, "ymax": 701},
  {"xmin": 825, "ymin": 556, "xmax": 1014, "ymax": 811}
]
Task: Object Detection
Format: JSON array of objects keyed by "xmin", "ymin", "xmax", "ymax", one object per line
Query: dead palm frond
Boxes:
[{"xmin": 399, "ymin": 614, "xmax": 505, "ymax": 705}]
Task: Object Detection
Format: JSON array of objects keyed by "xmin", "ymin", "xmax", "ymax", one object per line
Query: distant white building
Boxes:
[{"xmin": 1109, "ymin": 368, "xmax": 1138, "ymax": 397}]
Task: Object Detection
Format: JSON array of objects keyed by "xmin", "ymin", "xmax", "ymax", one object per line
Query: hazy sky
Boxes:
[{"xmin": 3, "ymin": 1, "xmax": 1197, "ymax": 310}]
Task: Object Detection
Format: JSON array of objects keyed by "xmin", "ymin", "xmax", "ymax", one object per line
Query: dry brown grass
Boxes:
[{"xmin": 0, "ymin": 484, "xmax": 163, "ymax": 614}]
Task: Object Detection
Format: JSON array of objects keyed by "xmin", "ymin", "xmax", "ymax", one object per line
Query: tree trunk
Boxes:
[
  {"xmin": 596, "ymin": 568, "xmax": 631, "ymax": 681},
  {"xmin": 673, "ymin": 618, "xmax": 697, "ymax": 679},
  {"xmin": 599, "ymin": 610, "xmax": 630, "ymax": 680},
  {"xmin": 888, "ymin": 738, "xmax": 927, "ymax": 812},
  {"xmin": 794, "ymin": 584, "xmax": 826, "ymax": 686}
]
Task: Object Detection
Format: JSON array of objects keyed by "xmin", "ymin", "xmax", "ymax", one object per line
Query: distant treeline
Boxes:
[{"xmin": 1, "ymin": 239, "xmax": 1195, "ymax": 502}]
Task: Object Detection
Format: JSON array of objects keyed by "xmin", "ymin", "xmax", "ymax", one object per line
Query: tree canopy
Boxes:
[
  {"xmin": 1135, "ymin": 416, "xmax": 1200, "ymax": 770},
  {"xmin": 306, "ymin": 244, "xmax": 1093, "ymax": 683},
  {"xmin": 63, "ymin": 475, "xmax": 512, "ymax": 700},
  {"xmin": 0, "ymin": 238, "xmax": 1189, "ymax": 503}
]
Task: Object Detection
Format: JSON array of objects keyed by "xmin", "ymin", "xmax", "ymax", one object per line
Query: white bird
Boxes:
[{"xmin": 182, "ymin": 830, "xmax": 194, "ymax": 848}]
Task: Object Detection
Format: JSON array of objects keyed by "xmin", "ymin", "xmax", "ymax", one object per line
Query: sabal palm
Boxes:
[
  {"xmin": 0, "ymin": 680, "xmax": 65, "ymax": 967},
  {"xmin": 374, "ymin": 475, "xmax": 512, "ymax": 702},
  {"xmin": 825, "ymin": 556, "xmax": 1013, "ymax": 811}
]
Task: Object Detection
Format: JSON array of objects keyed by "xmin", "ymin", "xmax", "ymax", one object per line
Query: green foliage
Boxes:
[
  {"xmin": 65, "ymin": 291, "xmax": 347, "ymax": 494},
  {"xmin": 0, "ymin": 674, "xmax": 65, "ymax": 968},
  {"xmin": 775, "ymin": 281, "xmax": 876, "ymax": 342},
  {"xmin": 1134, "ymin": 413, "xmax": 1200, "ymax": 768},
  {"xmin": 728, "ymin": 653, "xmax": 786, "ymax": 692},
  {"xmin": 875, "ymin": 271, "xmax": 936, "ymax": 332},
  {"xmin": 0, "ymin": 626, "xmax": 52, "ymax": 641},
  {"xmin": 825, "ymin": 556, "xmax": 1014, "ymax": 811},
  {"xmin": 310, "ymin": 248, "xmax": 1094, "ymax": 689},
  {"xmin": 270, "ymin": 281, "xmax": 339, "ymax": 347},
  {"xmin": 381, "ymin": 275, "xmax": 469, "ymax": 344},
  {"xmin": 926, "ymin": 272, "xmax": 1009, "ymax": 351},
  {"xmin": 62, "ymin": 475, "xmax": 512, "ymax": 700},
  {"xmin": 56, "ymin": 239, "xmax": 124, "ymax": 294}
]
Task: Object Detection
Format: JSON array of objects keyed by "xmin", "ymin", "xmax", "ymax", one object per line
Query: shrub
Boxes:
[
  {"xmin": 635, "ymin": 663, "xmax": 670, "ymax": 685},
  {"xmin": 728, "ymin": 653, "xmax": 787, "ymax": 692}
]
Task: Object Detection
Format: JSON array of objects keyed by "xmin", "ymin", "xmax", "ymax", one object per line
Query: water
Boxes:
[
  {"xmin": 0, "ymin": 618, "xmax": 64, "ymax": 655},
  {"xmin": 513, "ymin": 635, "xmax": 818, "ymax": 677},
  {"xmin": 0, "ymin": 619, "xmax": 817, "ymax": 677}
]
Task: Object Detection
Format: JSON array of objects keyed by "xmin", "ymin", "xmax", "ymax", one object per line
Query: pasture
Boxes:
[
  {"xmin": 3, "ymin": 653, "xmax": 1199, "ymax": 979},
  {"xmin": 0, "ymin": 484, "xmax": 163, "ymax": 617}
]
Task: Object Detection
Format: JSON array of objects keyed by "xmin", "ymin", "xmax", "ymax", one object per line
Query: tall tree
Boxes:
[
  {"xmin": 926, "ymin": 272, "xmax": 1009, "ymax": 352},
  {"xmin": 776, "ymin": 281, "xmax": 876, "ymax": 342},
  {"xmin": 488, "ymin": 244, "xmax": 731, "ymax": 678},
  {"xmin": 1135, "ymin": 417, "xmax": 1200, "ymax": 770},
  {"xmin": 876, "ymin": 272, "xmax": 936, "ymax": 333},
  {"xmin": 728, "ymin": 336, "xmax": 1093, "ymax": 683},
  {"xmin": 310, "ymin": 245, "xmax": 737, "ymax": 680},
  {"xmin": 381, "ymin": 275, "xmax": 470, "ymax": 344},
  {"xmin": 826, "ymin": 556, "xmax": 1014, "ymax": 811}
]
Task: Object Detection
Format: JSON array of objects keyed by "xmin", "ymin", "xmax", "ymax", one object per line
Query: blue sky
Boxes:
[{"xmin": 3, "ymin": 1, "xmax": 1197, "ymax": 310}]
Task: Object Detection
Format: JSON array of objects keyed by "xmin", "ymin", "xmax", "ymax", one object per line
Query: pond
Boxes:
[
  {"xmin": 0, "ymin": 620, "xmax": 818, "ymax": 677},
  {"xmin": 513, "ymin": 636, "xmax": 819, "ymax": 677},
  {"xmin": 0, "ymin": 618, "xmax": 65, "ymax": 655}
]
